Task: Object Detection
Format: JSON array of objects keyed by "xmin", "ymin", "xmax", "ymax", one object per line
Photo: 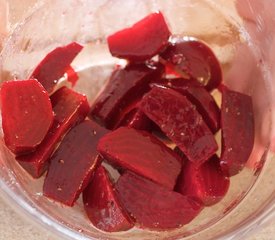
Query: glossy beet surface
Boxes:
[
  {"xmin": 151, "ymin": 78, "xmax": 220, "ymax": 133},
  {"xmin": 176, "ymin": 154, "xmax": 230, "ymax": 206},
  {"xmin": 1, "ymin": 79, "xmax": 53, "ymax": 155},
  {"xmin": 140, "ymin": 86, "xmax": 218, "ymax": 165},
  {"xmin": 97, "ymin": 127, "xmax": 182, "ymax": 190},
  {"xmin": 90, "ymin": 63, "xmax": 163, "ymax": 129},
  {"xmin": 107, "ymin": 12, "xmax": 170, "ymax": 62},
  {"xmin": 83, "ymin": 166, "xmax": 133, "ymax": 232},
  {"xmin": 116, "ymin": 172, "xmax": 202, "ymax": 230},
  {"xmin": 16, "ymin": 87, "xmax": 90, "ymax": 178},
  {"xmin": 220, "ymin": 86, "xmax": 254, "ymax": 176},
  {"xmin": 31, "ymin": 42, "xmax": 83, "ymax": 93},
  {"xmin": 43, "ymin": 120, "xmax": 108, "ymax": 206},
  {"xmin": 160, "ymin": 37, "xmax": 222, "ymax": 91}
]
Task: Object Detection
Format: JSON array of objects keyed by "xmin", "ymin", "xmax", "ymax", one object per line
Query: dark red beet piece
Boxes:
[
  {"xmin": 83, "ymin": 166, "xmax": 133, "ymax": 232},
  {"xmin": 220, "ymin": 86, "xmax": 254, "ymax": 176},
  {"xmin": 90, "ymin": 63, "xmax": 164, "ymax": 129},
  {"xmin": 31, "ymin": 42, "xmax": 83, "ymax": 93},
  {"xmin": 107, "ymin": 12, "xmax": 170, "ymax": 62},
  {"xmin": 97, "ymin": 127, "xmax": 182, "ymax": 190},
  {"xmin": 116, "ymin": 172, "xmax": 202, "ymax": 230},
  {"xmin": 176, "ymin": 154, "xmax": 230, "ymax": 206},
  {"xmin": 160, "ymin": 37, "xmax": 222, "ymax": 91},
  {"xmin": 1, "ymin": 79, "xmax": 53, "ymax": 155},
  {"xmin": 151, "ymin": 78, "xmax": 220, "ymax": 133},
  {"xmin": 16, "ymin": 87, "xmax": 90, "ymax": 178},
  {"xmin": 140, "ymin": 86, "xmax": 218, "ymax": 165},
  {"xmin": 43, "ymin": 120, "xmax": 108, "ymax": 206}
]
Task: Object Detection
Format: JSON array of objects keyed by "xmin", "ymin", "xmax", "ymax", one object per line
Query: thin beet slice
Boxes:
[
  {"xmin": 1, "ymin": 79, "xmax": 53, "ymax": 155},
  {"xmin": 160, "ymin": 37, "xmax": 222, "ymax": 91},
  {"xmin": 97, "ymin": 127, "xmax": 182, "ymax": 190},
  {"xmin": 140, "ymin": 86, "xmax": 218, "ymax": 165},
  {"xmin": 220, "ymin": 86, "xmax": 254, "ymax": 176},
  {"xmin": 116, "ymin": 172, "xmax": 202, "ymax": 230},
  {"xmin": 176, "ymin": 154, "xmax": 230, "ymax": 206},
  {"xmin": 16, "ymin": 87, "xmax": 90, "ymax": 178},
  {"xmin": 31, "ymin": 42, "xmax": 83, "ymax": 93},
  {"xmin": 90, "ymin": 63, "xmax": 164, "ymax": 129},
  {"xmin": 83, "ymin": 166, "xmax": 133, "ymax": 232},
  {"xmin": 151, "ymin": 78, "xmax": 220, "ymax": 133},
  {"xmin": 43, "ymin": 120, "xmax": 108, "ymax": 206},
  {"xmin": 107, "ymin": 12, "xmax": 170, "ymax": 62},
  {"xmin": 65, "ymin": 65, "xmax": 79, "ymax": 87}
]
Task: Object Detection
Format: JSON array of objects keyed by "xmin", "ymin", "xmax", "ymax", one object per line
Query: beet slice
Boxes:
[
  {"xmin": 140, "ymin": 86, "xmax": 218, "ymax": 165},
  {"xmin": 1, "ymin": 79, "xmax": 53, "ymax": 155},
  {"xmin": 107, "ymin": 12, "xmax": 170, "ymax": 62},
  {"xmin": 31, "ymin": 42, "xmax": 83, "ymax": 93},
  {"xmin": 97, "ymin": 127, "xmax": 182, "ymax": 190},
  {"xmin": 160, "ymin": 37, "xmax": 222, "ymax": 91},
  {"xmin": 176, "ymin": 154, "xmax": 230, "ymax": 206},
  {"xmin": 90, "ymin": 63, "xmax": 164, "ymax": 129},
  {"xmin": 16, "ymin": 87, "xmax": 90, "ymax": 178},
  {"xmin": 43, "ymin": 120, "xmax": 108, "ymax": 206},
  {"xmin": 116, "ymin": 172, "xmax": 202, "ymax": 230},
  {"xmin": 151, "ymin": 78, "xmax": 220, "ymax": 133},
  {"xmin": 220, "ymin": 86, "xmax": 254, "ymax": 176},
  {"xmin": 65, "ymin": 65, "xmax": 79, "ymax": 87},
  {"xmin": 83, "ymin": 166, "xmax": 133, "ymax": 232}
]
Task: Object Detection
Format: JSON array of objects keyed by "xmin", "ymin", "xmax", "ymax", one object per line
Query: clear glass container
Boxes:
[{"xmin": 0, "ymin": 0, "xmax": 275, "ymax": 239}]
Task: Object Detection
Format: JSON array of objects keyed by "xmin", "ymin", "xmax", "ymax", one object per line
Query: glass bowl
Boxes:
[{"xmin": 0, "ymin": 0, "xmax": 275, "ymax": 239}]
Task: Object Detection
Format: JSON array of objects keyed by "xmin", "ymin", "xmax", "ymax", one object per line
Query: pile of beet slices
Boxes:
[{"xmin": 0, "ymin": 12, "xmax": 254, "ymax": 232}]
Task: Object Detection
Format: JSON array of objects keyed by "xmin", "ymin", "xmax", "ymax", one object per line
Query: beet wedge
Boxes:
[
  {"xmin": 151, "ymin": 78, "xmax": 220, "ymax": 133},
  {"xmin": 140, "ymin": 86, "xmax": 218, "ymax": 165},
  {"xmin": 97, "ymin": 127, "xmax": 182, "ymax": 190},
  {"xmin": 83, "ymin": 166, "xmax": 133, "ymax": 232},
  {"xmin": 1, "ymin": 79, "xmax": 53, "ymax": 155},
  {"xmin": 107, "ymin": 12, "xmax": 170, "ymax": 62},
  {"xmin": 90, "ymin": 63, "xmax": 163, "ymax": 129},
  {"xmin": 16, "ymin": 87, "xmax": 90, "ymax": 178},
  {"xmin": 176, "ymin": 154, "xmax": 230, "ymax": 206},
  {"xmin": 220, "ymin": 86, "xmax": 254, "ymax": 176},
  {"xmin": 116, "ymin": 172, "xmax": 202, "ymax": 230},
  {"xmin": 43, "ymin": 120, "xmax": 108, "ymax": 206},
  {"xmin": 160, "ymin": 37, "xmax": 222, "ymax": 91},
  {"xmin": 31, "ymin": 42, "xmax": 83, "ymax": 93}
]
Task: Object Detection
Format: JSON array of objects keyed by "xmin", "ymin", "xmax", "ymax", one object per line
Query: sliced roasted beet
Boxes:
[
  {"xmin": 151, "ymin": 78, "xmax": 220, "ymax": 133},
  {"xmin": 1, "ymin": 79, "xmax": 53, "ymax": 155},
  {"xmin": 43, "ymin": 120, "xmax": 108, "ymax": 206},
  {"xmin": 107, "ymin": 12, "xmax": 170, "ymax": 62},
  {"xmin": 97, "ymin": 127, "xmax": 182, "ymax": 190},
  {"xmin": 220, "ymin": 86, "xmax": 254, "ymax": 176},
  {"xmin": 140, "ymin": 86, "xmax": 218, "ymax": 165},
  {"xmin": 65, "ymin": 65, "xmax": 79, "ymax": 87},
  {"xmin": 176, "ymin": 154, "xmax": 230, "ymax": 206},
  {"xmin": 116, "ymin": 172, "xmax": 202, "ymax": 230},
  {"xmin": 160, "ymin": 37, "xmax": 222, "ymax": 91},
  {"xmin": 90, "ymin": 63, "xmax": 164, "ymax": 129},
  {"xmin": 31, "ymin": 42, "xmax": 83, "ymax": 93},
  {"xmin": 16, "ymin": 87, "xmax": 89, "ymax": 178},
  {"xmin": 83, "ymin": 166, "xmax": 133, "ymax": 232}
]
